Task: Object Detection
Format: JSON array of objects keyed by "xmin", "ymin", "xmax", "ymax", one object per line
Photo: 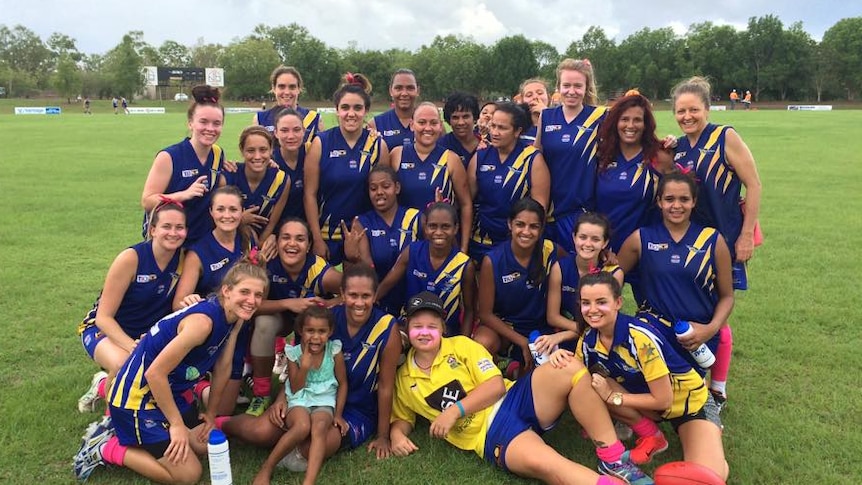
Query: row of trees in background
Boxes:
[{"xmin": 2, "ymin": 16, "xmax": 861, "ymax": 103}]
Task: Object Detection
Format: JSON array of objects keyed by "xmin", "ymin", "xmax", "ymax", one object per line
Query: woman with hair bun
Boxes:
[
  {"xmin": 304, "ymin": 72, "xmax": 389, "ymax": 265},
  {"xmin": 141, "ymin": 85, "xmax": 226, "ymax": 245},
  {"xmin": 256, "ymin": 65, "xmax": 322, "ymax": 149}
]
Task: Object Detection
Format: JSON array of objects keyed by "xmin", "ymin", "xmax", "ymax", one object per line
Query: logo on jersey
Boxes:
[
  {"xmin": 418, "ymin": 172, "xmax": 427, "ymax": 181},
  {"xmin": 670, "ymin": 254, "xmax": 681, "ymax": 264},
  {"xmin": 137, "ymin": 274, "xmax": 157, "ymax": 283},
  {"xmin": 446, "ymin": 354, "xmax": 459, "ymax": 369},
  {"xmin": 181, "ymin": 169, "xmax": 200, "ymax": 178},
  {"xmin": 647, "ymin": 243, "xmax": 668, "ymax": 251},
  {"xmin": 424, "ymin": 379, "xmax": 467, "ymax": 412},
  {"xmin": 544, "ymin": 124, "xmax": 562, "ymax": 132},
  {"xmin": 412, "ymin": 269, "xmax": 428, "ymax": 279},
  {"xmin": 479, "ymin": 164, "xmax": 496, "ymax": 172},
  {"xmin": 618, "ymin": 171, "xmax": 629, "ymax": 181},
  {"xmin": 562, "ymin": 284, "xmax": 577, "ymax": 293},
  {"xmin": 501, "ymin": 271, "xmax": 521, "ymax": 284},
  {"xmin": 272, "ymin": 275, "xmax": 289, "ymax": 284},
  {"xmin": 686, "ymin": 245, "xmax": 706, "ymax": 255},
  {"xmin": 329, "ymin": 149, "xmax": 347, "ymax": 158},
  {"xmin": 210, "ymin": 257, "xmax": 230, "ymax": 272},
  {"xmin": 561, "ymin": 134, "xmax": 572, "ymax": 143},
  {"xmin": 383, "ymin": 129, "xmax": 400, "ymax": 137},
  {"xmin": 698, "ymin": 148, "xmax": 716, "ymax": 157},
  {"xmin": 370, "ymin": 229, "xmax": 386, "ymax": 237},
  {"xmin": 349, "ymin": 159, "xmax": 358, "ymax": 169},
  {"xmin": 477, "ymin": 358, "xmax": 495, "ymax": 373},
  {"xmin": 400, "ymin": 163, "xmax": 415, "ymax": 170}
]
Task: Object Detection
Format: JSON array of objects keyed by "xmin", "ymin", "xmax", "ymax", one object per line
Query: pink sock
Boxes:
[
  {"xmin": 597, "ymin": 476, "xmax": 624, "ymax": 485},
  {"xmin": 595, "ymin": 440, "xmax": 625, "ymax": 463},
  {"xmin": 275, "ymin": 336, "xmax": 286, "ymax": 354},
  {"xmin": 102, "ymin": 436, "xmax": 127, "ymax": 466},
  {"xmin": 711, "ymin": 325, "xmax": 733, "ymax": 386},
  {"xmin": 631, "ymin": 417, "xmax": 660, "ymax": 438},
  {"xmin": 97, "ymin": 377, "xmax": 107, "ymax": 399},
  {"xmin": 253, "ymin": 376, "xmax": 271, "ymax": 398},
  {"xmin": 214, "ymin": 416, "xmax": 231, "ymax": 430}
]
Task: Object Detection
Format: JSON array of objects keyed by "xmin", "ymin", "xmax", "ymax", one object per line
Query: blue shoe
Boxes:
[
  {"xmin": 598, "ymin": 458, "xmax": 654, "ymax": 485},
  {"xmin": 73, "ymin": 416, "xmax": 114, "ymax": 482}
]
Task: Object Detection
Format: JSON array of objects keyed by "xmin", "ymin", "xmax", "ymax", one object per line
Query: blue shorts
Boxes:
[
  {"xmin": 111, "ymin": 404, "xmax": 200, "ymax": 450},
  {"xmin": 341, "ymin": 406, "xmax": 376, "ymax": 449},
  {"xmin": 731, "ymin": 261, "xmax": 748, "ymax": 291},
  {"xmin": 484, "ymin": 372, "xmax": 552, "ymax": 471},
  {"xmin": 80, "ymin": 324, "xmax": 104, "ymax": 359},
  {"xmin": 637, "ymin": 312, "xmax": 720, "ymax": 376},
  {"xmin": 230, "ymin": 323, "xmax": 252, "ymax": 380}
]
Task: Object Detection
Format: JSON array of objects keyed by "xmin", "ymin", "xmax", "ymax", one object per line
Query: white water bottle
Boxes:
[
  {"xmin": 208, "ymin": 429, "xmax": 233, "ymax": 485},
  {"xmin": 528, "ymin": 330, "xmax": 551, "ymax": 366},
  {"xmin": 674, "ymin": 320, "xmax": 716, "ymax": 369}
]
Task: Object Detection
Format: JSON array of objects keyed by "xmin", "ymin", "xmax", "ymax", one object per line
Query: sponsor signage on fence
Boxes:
[
  {"xmin": 224, "ymin": 107, "xmax": 262, "ymax": 114},
  {"xmin": 127, "ymin": 107, "xmax": 166, "ymax": 114},
  {"xmin": 787, "ymin": 105, "xmax": 833, "ymax": 111},
  {"xmin": 15, "ymin": 107, "xmax": 61, "ymax": 115},
  {"xmin": 711, "ymin": 105, "xmax": 727, "ymax": 111}
]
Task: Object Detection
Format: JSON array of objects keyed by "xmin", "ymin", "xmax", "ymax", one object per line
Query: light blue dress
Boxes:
[{"xmin": 284, "ymin": 339, "xmax": 342, "ymax": 409}]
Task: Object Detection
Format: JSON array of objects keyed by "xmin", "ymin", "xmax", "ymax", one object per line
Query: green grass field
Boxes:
[{"xmin": 0, "ymin": 101, "xmax": 860, "ymax": 485}]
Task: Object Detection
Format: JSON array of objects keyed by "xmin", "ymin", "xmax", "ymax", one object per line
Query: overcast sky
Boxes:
[{"xmin": 2, "ymin": 0, "xmax": 857, "ymax": 55}]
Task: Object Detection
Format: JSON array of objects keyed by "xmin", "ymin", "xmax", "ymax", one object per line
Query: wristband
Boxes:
[{"xmin": 455, "ymin": 400, "xmax": 465, "ymax": 418}]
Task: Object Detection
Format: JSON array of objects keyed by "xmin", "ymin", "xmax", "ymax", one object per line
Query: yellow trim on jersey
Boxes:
[
  {"xmin": 502, "ymin": 145, "xmax": 536, "ymax": 197},
  {"xmin": 168, "ymin": 250, "xmax": 185, "ymax": 295},
  {"xmin": 358, "ymin": 131, "xmax": 380, "ymax": 173},
  {"xmin": 259, "ymin": 169, "xmax": 287, "ymax": 215},
  {"xmin": 209, "ymin": 145, "xmax": 223, "ymax": 189},
  {"xmin": 302, "ymin": 111, "xmax": 319, "ymax": 151},
  {"xmin": 541, "ymin": 240, "xmax": 556, "ymax": 274},
  {"xmin": 399, "ymin": 208, "xmax": 421, "ymax": 249},
  {"xmin": 435, "ymin": 252, "xmax": 471, "ymax": 317},
  {"xmin": 353, "ymin": 314, "xmax": 395, "ymax": 382}
]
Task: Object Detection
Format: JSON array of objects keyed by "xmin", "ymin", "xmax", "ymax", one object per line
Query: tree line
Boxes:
[{"xmin": 1, "ymin": 15, "xmax": 860, "ymax": 103}]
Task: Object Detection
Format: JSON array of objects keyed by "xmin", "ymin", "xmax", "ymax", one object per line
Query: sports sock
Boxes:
[
  {"xmin": 631, "ymin": 417, "xmax": 660, "ymax": 438},
  {"xmin": 96, "ymin": 377, "xmax": 107, "ymax": 400},
  {"xmin": 597, "ymin": 476, "xmax": 622, "ymax": 485},
  {"xmin": 102, "ymin": 436, "xmax": 127, "ymax": 466},
  {"xmin": 595, "ymin": 440, "xmax": 625, "ymax": 463},
  {"xmin": 253, "ymin": 376, "xmax": 271, "ymax": 398},
  {"xmin": 711, "ymin": 325, "xmax": 733, "ymax": 395},
  {"xmin": 275, "ymin": 336, "xmax": 286, "ymax": 354},
  {"xmin": 214, "ymin": 416, "xmax": 231, "ymax": 430}
]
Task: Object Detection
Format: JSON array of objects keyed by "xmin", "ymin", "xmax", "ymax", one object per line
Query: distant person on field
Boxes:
[
  {"xmin": 742, "ymin": 90, "xmax": 751, "ymax": 110},
  {"xmin": 729, "ymin": 89, "xmax": 738, "ymax": 110},
  {"xmin": 84, "ymin": 97, "xmax": 91, "ymax": 115},
  {"xmin": 112, "ymin": 96, "xmax": 118, "ymax": 114},
  {"xmin": 121, "ymin": 97, "xmax": 129, "ymax": 114}
]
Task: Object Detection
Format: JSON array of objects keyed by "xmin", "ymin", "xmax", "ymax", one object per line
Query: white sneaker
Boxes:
[
  {"xmin": 277, "ymin": 447, "xmax": 308, "ymax": 472},
  {"xmin": 78, "ymin": 371, "xmax": 108, "ymax": 413},
  {"xmin": 273, "ymin": 351, "xmax": 288, "ymax": 376}
]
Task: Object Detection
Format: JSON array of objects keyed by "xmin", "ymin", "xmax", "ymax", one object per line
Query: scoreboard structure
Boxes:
[{"xmin": 143, "ymin": 67, "xmax": 224, "ymax": 87}]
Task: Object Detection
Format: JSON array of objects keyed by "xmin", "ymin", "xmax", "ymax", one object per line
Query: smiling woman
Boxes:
[
  {"xmin": 73, "ymin": 260, "xmax": 269, "ymax": 484},
  {"xmin": 140, "ymin": 85, "xmax": 226, "ymax": 246}
]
